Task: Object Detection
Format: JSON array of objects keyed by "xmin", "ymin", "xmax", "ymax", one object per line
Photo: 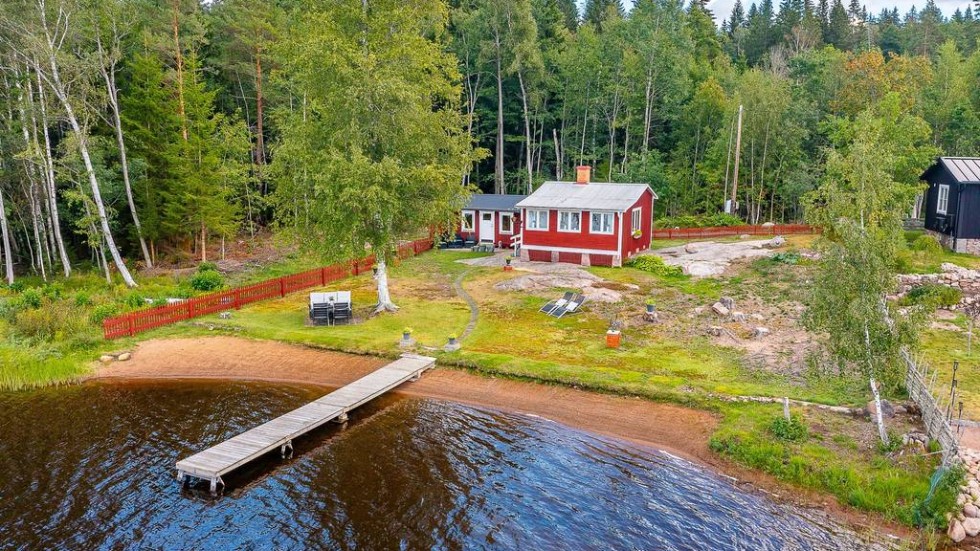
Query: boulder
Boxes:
[
  {"xmin": 732, "ymin": 311, "xmax": 747, "ymax": 322},
  {"xmin": 765, "ymin": 235, "xmax": 787, "ymax": 248},
  {"xmin": 720, "ymin": 296, "xmax": 736, "ymax": 310},
  {"xmin": 685, "ymin": 242, "xmax": 700, "ymax": 254},
  {"xmin": 964, "ymin": 517, "xmax": 980, "ymax": 537},
  {"xmin": 711, "ymin": 302, "xmax": 730, "ymax": 317},
  {"xmin": 867, "ymin": 399, "xmax": 896, "ymax": 419},
  {"xmin": 117, "ymin": 352, "xmax": 131, "ymax": 362},
  {"xmin": 753, "ymin": 327, "xmax": 770, "ymax": 338},
  {"xmin": 99, "ymin": 355, "xmax": 114, "ymax": 363},
  {"xmin": 707, "ymin": 326, "xmax": 723, "ymax": 337},
  {"xmin": 965, "ymin": 504, "xmax": 979, "ymax": 519},
  {"xmin": 950, "ymin": 520, "xmax": 967, "ymax": 543}
]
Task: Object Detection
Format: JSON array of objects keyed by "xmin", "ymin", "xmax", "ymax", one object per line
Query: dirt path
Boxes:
[{"xmin": 91, "ymin": 336, "xmax": 914, "ymax": 541}]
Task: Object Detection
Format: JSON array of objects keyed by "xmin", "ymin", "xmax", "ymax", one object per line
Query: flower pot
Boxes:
[
  {"xmin": 448, "ymin": 337, "xmax": 458, "ymax": 346},
  {"xmin": 645, "ymin": 304, "xmax": 655, "ymax": 314},
  {"xmin": 503, "ymin": 265, "xmax": 514, "ymax": 272},
  {"xmin": 606, "ymin": 330, "xmax": 621, "ymax": 349},
  {"xmin": 402, "ymin": 332, "xmax": 412, "ymax": 341}
]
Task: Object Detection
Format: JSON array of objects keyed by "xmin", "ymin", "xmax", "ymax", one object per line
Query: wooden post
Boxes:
[
  {"xmin": 279, "ymin": 278, "xmax": 285, "ymax": 297},
  {"xmin": 128, "ymin": 315, "xmax": 135, "ymax": 337}
]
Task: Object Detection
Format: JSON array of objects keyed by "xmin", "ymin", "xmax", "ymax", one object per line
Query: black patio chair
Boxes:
[
  {"xmin": 332, "ymin": 302, "xmax": 353, "ymax": 325},
  {"xmin": 310, "ymin": 303, "xmax": 333, "ymax": 326}
]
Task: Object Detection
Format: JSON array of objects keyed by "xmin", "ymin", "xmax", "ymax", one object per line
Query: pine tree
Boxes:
[
  {"xmin": 583, "ymin": 0, "xmax": 624, "ymax": 30},
  {"xmin": 825, "ymin": 0, "xmax": 851, "ymax": 49},
  {"xmin": 728, "ymin": 0, "xmax": 747, "ymax": 34}
]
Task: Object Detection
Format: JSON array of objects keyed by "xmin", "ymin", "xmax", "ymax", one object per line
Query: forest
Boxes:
[{"xmin": 0, "ymin": 0, "xmax": 977, "ymax": 286}]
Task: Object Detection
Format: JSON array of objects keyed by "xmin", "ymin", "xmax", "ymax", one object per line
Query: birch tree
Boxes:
[
  {"xmin": 803, "ymin": 94, "xmax": 936, "ymax": 443},
  {"xmin": 274, "ymin": 0, "xmax": 480, "ymax": 313}
]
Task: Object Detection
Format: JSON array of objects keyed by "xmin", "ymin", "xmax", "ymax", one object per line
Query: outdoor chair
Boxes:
[
  {"xmin": 540, "ymin": 292, "xmax": 573, "ymax": 315},
  {"xmin": 553, "ymin": 294, "xmax": 586, "ymax": 318},
  {"xmin": 310, "ymin": 303, "xmax": 332, "ymax": 326},
  {"xmin": 331, "ymin": 291, "xmax": 353, "ymax": 326}
]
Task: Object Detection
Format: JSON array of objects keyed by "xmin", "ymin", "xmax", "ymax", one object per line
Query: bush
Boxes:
[
  {"xmin": 190, "ymin": 270, "xmax": 224, "ymax": 292},
  {"xmin": 769, "ymin": 415, "xmax": 808, "ymax": 442},
  {"xmin": 90, "ymin": 303, "xmax": 120, "ymax": 325},
  {"xmin": 905, "ymin": 284, "xmax": 962, "ymax": 309},
  {"xmin": 14, "ymin": 304, "xmax": 89, "ymax": 342},
  {"xmin": 73, "ymin": 293, "xmax": 91, "ymax": 307},
  {"xmin": 197, "ymin": 261, "xmax": 219, "ymax": 273},
  {"xmin": 20, "ymin": 288, "xmax": 42, "ymax": 310},
  {"xmin": 625, "ymin": 255, "xmax": 683, "ymax": 277},
  {"xmin": 42, "ymin": 283, "xmax": 64, "ymax": 301},
  {"xmin": 125, "ymin": 292, "xmax": 148, "ymax": 309},
  {"xmin": 910, "ymin": 234, "xmax": 943, "ymax": 254},
  {"xmin": 654, "ymin": 213, "xmax": 743, "ymax": 229},
  {"xmin": 769, "ymin": 251, "xmax": 801, "ymax": 265}
]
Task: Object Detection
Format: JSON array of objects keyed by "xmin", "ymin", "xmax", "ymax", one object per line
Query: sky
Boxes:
[{"xmin": 578, "ymin": 0, "xmax": 976, "ymax": 25}]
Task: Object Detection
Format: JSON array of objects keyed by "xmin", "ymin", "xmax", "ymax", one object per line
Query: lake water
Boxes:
[{"xmin": 0, "ymin": 381, "xmax": 889, "ymax": 550}]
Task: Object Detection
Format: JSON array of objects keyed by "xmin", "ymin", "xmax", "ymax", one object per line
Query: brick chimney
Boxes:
[{"xmin": 575, "ymin": 165, "xmax": 591, "ymax": 185}]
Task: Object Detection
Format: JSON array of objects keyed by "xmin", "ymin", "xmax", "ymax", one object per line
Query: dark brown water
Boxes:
[{"xmin": 0, "ymin": 381, "xmax": 889, "ymax": 550}]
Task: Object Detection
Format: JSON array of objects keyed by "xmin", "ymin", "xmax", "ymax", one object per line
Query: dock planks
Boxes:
[{"xmin": 176, "ymin": 353, "xmax": 436, "ymax": 493}]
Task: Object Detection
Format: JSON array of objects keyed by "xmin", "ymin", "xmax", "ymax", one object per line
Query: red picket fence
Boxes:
[
  {"xmin": 103, "ymin": 238, "xmax": 434, "ymax": 340},
  {"xmin": 652, "ymin": 224, "xmax": 817, "ymax": 240}
]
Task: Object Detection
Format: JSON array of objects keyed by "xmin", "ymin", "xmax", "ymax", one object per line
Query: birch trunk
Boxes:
[
  {"xmin": 34, "ymin": 70, "xmax": 71, "ymax": 276},
  {"xmin": 870, "ymin": 376, "xmax": 889, "ymax": 444},
  {"xmin": 493, "ymin": 33, "xmax": 504, "ymax": 194},
  {"xmin": 0, "ymin": 188, "xmax": 13, "ymax": 284},
  {"xmin": 374, "ymin": 258, "xmax": 398, "ymax": 313},
  {"xmin": 42, "ymin": 52, "xmax": 137, "ymax": 287},
  {"xmin": 98, "ymin": 36, "xmax": 151, "ymax": 268},
  {"xmin": 517, "ymin": 71, "xmax": 533, "ymax": 194}
]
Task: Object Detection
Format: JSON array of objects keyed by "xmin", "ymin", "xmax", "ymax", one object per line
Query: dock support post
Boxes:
[
  {"xmin": 281, "ymin": 440, "xmax": 293, "ymax": 459},
  {"xmin": 209, "ymin": 477, "xmax": 218, "ymax": 495},
  {"xmin": 410, "ymin": 370, "xmax": 421, "ymax": 382},
  {"xmin": 334, "ymin": 412, "xmax": 349, "ymax": 424}
]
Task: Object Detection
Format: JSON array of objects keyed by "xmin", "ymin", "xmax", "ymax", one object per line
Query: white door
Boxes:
[{"xmin": 479, "ymin": 212, "xmax": 494, "ymax": 243}]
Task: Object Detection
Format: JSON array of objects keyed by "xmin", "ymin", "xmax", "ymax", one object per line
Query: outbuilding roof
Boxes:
[
  {"xmin": 516, "ymin": 181, "xmax": 656, "ymax": 212},
  {"xmin": 924, "ymin": 157, "xmax": 980, "ymax": 184},
  {"xmin": 464, "ymin": 194, "xmax": 527, "ymax": 212}
]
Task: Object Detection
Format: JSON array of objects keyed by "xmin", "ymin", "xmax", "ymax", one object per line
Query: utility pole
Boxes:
[{"xmin": 727, "ymin": 104, "xmax": 743, "ymax": 215}]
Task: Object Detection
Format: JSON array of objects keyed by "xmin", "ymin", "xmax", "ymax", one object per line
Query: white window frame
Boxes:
[
  {"xmin": 499, "ymin": 212, "xmax": 514, "ymax": 234},
  {"xmin": 461, "ymin": 210, "xmax": 475, "ymax": 232},
  {"xmin": 558, "ymin": 210, "xmax": 582, "ymax": 233},
  {"xmin": 590, "ymin": 212, "xmax": 614, "ymax": 235},
  {"xmin": 526, "ymin": 209, "xmax": 549, "ymax": 231},
  {"xmin": 937, "ymin": 184, "xmax": 949, "ymax": 215},
  {"xmin": 631, "ymin": 207, "xmax": 642, "ymax": 233}
]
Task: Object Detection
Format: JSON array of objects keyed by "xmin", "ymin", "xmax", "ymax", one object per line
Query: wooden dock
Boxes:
[{"xmin": 176, "ymin": 353, "xmax": 436, "ymax": 493}]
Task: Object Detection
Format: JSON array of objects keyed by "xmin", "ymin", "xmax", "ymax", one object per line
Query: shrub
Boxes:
[
  {"xmin": 905, "ymin": 284, "xmax": 962, "ymax": 309},
  {"xmin": 197, "ymin": 261, "xmax": 219, "ymax": 273},
  {"xmin": 125, "ymin": 293, "xmax": 148, "ymax": 309},
  {"xmin": 73, "ymin": 292, "xmax": 91, "ymax": 307},
  {"xmin": 90, "ymin": 303, "xmax": 120, "ymax": 325},
  {"xmin": 910, "ymin": 234, "xmax": 943, "ymax": 254},
  {"xmin": 769, "ymin": 251, "xmax": 801, "ymax": 265},
  {"xmin": 42, "ymin": 283, "xmax": 64, "ymax": 300},
  {"xmin": 625, "ymin": 255, "xmax": 683, "ymax": 277},
  {"xmin": 654, "ymin": 213, "xmax": 743, "ymax": 229},
  {"xmin": 769, "ymin": 415, "xmax": 808, "ymax": 442},
  {"xmin": 190, "ymin": 270, "xmax": 224, "ymax": 292},
  {"xmin": 14, "ymin": 304, "xmax": 89, "ymax": 342},
  {"xmin": 20, "ymin": 288, "xmax": 42, "ymax": 310}
]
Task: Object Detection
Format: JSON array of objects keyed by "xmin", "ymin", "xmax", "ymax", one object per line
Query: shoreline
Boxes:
[{"xmin": 90, "ymin": 335, "xmax": 914, "ymax": 542}]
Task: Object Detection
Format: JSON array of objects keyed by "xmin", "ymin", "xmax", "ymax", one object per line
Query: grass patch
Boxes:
[{"xmin": 710, "ymin": 402, "xmax": 955, "ymax": 527}]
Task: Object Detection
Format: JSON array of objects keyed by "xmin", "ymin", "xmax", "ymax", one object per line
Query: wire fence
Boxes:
[
  {"xmin": 902, "ymin": 349, "xmax": 962, "ymax": 464},
  {"xmin": 102, "ymin": 238, "xmax": 433, "ymax": 340},
  {"xmin": 651, "ymin": 224, "xmax": 818, "ymax": 240}
]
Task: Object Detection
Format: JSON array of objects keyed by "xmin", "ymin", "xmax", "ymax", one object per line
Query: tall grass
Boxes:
[{"xmin": 0, "ymin": 344, "xmax": 89, "ymax": 391}]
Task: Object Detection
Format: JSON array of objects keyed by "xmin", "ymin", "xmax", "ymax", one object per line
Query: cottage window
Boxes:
[
  {"xmin": 937, "ymin": 185, "xmax": 949, "ymax": 215},
  {"xmin": 527, "ymin": 210, "xmax": 549, "ymax": 230},
  {"xmin": 631, "ymin": 208, "xmax": 642, "ymax": 233},
  {"xmin": 590, "ymin": 212, "xmax": 614, "ymax": 234},
  {"xmin": 500, "ymin": 213, "xmax": 513, "ymax": 234},
  {"xmin": 558, "ymin": 211, "xmax": 581, "ymax": 232},
  {"xmin": 461, "ymin": 210, "xmax": 475, "ymax": 232}
]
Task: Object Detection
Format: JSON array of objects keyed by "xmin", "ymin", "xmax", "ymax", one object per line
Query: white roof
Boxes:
[{"xmin": 516, "ymin": 181, "xmax": 656, "ymax": 212}]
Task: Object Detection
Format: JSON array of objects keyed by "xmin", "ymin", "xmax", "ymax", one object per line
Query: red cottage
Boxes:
[
  {"xmin": 516, "ymin": 166, "xmax": 656, "ymax": 267},
  {"xmin": 459, "ymin": 194, "xmax": 526, "ymax": 248}
]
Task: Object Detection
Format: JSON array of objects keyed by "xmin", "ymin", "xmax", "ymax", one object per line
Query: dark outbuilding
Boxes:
[{"xmin": 921, "ymin": 157, "xmax": 980, "ymax": 254}]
